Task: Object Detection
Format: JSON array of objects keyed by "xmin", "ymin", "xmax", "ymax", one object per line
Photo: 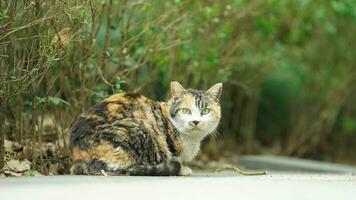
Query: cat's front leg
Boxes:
[
  {"xmin": 172, "ymin": 157, "xmax": 192, "ymax": 176},
  {"xmin": 179, "ymin": 165, "xmax": 193, "ymax": 176}
]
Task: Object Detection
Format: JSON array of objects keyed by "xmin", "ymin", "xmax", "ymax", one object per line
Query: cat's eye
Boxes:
[
  {"xmin": 181, "ymin": 108, "xmax": 191, "ymax": 114},
  {"xmin": 201, "ymin": 108, "xmax": 210, "ymax": 115}
]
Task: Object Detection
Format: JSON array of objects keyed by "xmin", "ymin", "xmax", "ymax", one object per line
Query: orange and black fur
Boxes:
[{"xmin": 70, "ymin": 82, "xmax": 222, "ymax": 176}]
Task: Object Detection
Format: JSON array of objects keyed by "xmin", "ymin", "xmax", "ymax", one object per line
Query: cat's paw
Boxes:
[{"xmin": 179, "ymin": 166, "xmax": 192, "ymax": 176}]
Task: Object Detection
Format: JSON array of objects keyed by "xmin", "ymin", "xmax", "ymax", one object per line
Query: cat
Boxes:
[{"xmin": 69, "ymin": 81, "xmax": 222, "ymax": 176}]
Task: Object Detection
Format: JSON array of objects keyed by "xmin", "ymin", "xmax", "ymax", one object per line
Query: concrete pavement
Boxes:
[
  {"xmin": 238, "ymin": 155, "xmax": 356, "ymax": 173},
  {"xmin": 1, "ymin": 172, "xmax": 355, "ymax": 200},
  {"xmin": 2, "ymin": 156, "xmax": 356, "ymax": 200}
]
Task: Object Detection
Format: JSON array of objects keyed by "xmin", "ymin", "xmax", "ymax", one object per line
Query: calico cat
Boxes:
[{"xmin": 69, "ymin": 81, "xmax": 222, "ymax": 176}]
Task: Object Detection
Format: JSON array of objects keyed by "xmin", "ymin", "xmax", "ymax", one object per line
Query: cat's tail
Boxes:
[
  {"xmin": 71, "ymin": 159, "xmax": 182, "ymax": 176},
  {"xmin": 123, "ymin": 160, "xmax": 182, "ymax": 176},
  {"xmin": 70, "ymin": 159, "xmax": 108, "ymax": 175}
]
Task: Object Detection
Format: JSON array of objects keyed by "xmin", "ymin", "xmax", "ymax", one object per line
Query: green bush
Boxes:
[{"xmin": 0, "ymin": 0, "xmax": 355, "ymax": 172}]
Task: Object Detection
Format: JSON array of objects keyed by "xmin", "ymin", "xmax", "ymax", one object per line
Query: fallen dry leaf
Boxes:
[
  {"xmin": 5, "ymin": 139, "xmax": 21, "ymax": 152},
  {"xmin": 51, "ymin": 28, "xmax": 73, "ymax": 49},
  {"xmin": 6, "ymin": 159, "xmax": 31, "ymax": 172},
  {"xmin": 3, "ymin": 169, "xmax": 23, "ymax": 177}
]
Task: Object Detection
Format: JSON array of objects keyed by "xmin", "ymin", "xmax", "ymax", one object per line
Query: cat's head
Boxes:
[{"xmin": 167, "ymin": 81, "xmax": 222, "ymax": 139}]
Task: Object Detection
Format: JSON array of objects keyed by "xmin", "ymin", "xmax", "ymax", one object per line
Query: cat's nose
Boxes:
[{"xmin": 192, "ymin": 121, "xmax": 200, "ymax": 125}]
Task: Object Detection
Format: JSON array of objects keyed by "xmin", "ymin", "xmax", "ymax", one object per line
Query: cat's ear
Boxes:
[
  {"xmin": 206, "ymin": 82, "xmax": 222, "ymax": 100},
  {"xmin": 170, "ymin": 81, "xmax": 186, "ymax": 96}
]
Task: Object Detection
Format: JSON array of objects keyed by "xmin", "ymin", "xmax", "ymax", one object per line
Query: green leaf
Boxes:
[
  {"xmin": 0, "ymin": 9, "xmax": 9, "ymax": 20},
  {"xmin": 36, "ymin": 96, "xmax": 70, "ymax": 107},
  {"xmin": 342, "ymin": 117, "xmax": 356, "ymax": 134},
  {"xmin": 112, "ymin": 77, "xmax": 126, "ymax": 94},
  {"xmin": 48, "ymin": 96, "xmax": 70, "ymax": 106}
]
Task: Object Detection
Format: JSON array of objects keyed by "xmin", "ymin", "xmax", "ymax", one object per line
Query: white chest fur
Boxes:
[{"xmin": 179, "ymin": 135, "xmax": 202, "ymax": 162}]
